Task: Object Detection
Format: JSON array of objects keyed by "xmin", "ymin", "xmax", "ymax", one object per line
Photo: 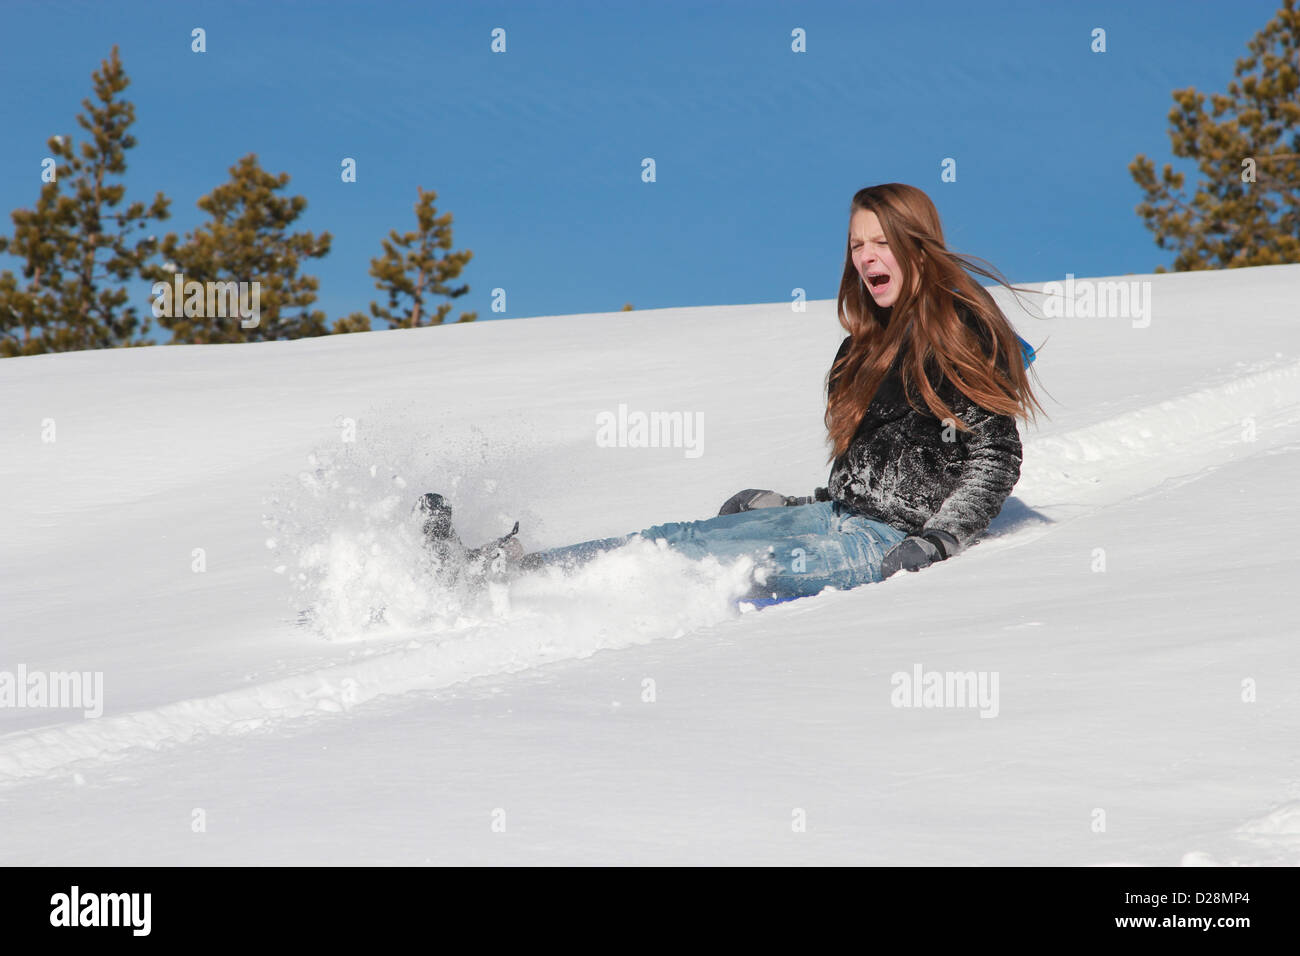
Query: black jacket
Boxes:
[{"xmin": 825, "ymin": 314, "xmax": 1023, "ymax": 552}]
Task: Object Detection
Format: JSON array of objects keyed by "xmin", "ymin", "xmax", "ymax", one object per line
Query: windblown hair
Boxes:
[{"xmin": 826, "ymin": 183, "xmax": 1044, "ymax": 460}]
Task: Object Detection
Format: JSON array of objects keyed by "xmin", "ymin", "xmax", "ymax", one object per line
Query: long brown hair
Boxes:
[{"xmin": 825, "ymin": 183, "xmax": 1044, "ymax": 460}]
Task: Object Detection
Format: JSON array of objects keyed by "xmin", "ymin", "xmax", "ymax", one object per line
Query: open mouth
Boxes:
[{"xmin": 866, "ymin": 273, "xmax": 891, "ymax": 290}]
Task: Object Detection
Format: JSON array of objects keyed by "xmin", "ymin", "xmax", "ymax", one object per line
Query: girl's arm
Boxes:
[{"xmin": 919, "ymin": 389, "xmax": 1023, "ymax": 552}]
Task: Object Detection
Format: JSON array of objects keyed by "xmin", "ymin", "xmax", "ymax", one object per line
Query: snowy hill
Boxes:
[{"xmin": 1, "ymin": 264, "xmax": 1298, "ymax": 865}]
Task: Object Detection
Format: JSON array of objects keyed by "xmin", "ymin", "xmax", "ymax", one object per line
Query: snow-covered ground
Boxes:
[{"xmin": 1, "ymin": 265, "xmax": 1298, "ymax": 865}]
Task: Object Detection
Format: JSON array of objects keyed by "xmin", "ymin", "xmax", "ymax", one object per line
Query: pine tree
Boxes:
[
  {"xmin": 1130, "ymin": 0, "xmax": 1300, "ymax": 270},
  {"xmin": 148, "ymin": 154, "xmax": 332, "ymax": 342},
  {"xmin": 0, "ymin": 46, "xmax": 170, "ymax": 356},
  {"xmin": 332, "ymin": 311, "xmax": 371, "ymax": 334},
  {"xmin": 367, "ymin": 187, "xmax": 475, "ymax": 328}
]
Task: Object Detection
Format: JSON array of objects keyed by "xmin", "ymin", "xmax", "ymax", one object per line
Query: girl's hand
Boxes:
[
  {"xmin": 717, "ymin": 487, "xmax": 831, "ymax": 515},
  {"xmin": 881, "ymin": 530, "xmax": 961, "ymax": 578},
  {"xmin": 717, "ymin": 488, "xmax": 789, "ymax": 515}
]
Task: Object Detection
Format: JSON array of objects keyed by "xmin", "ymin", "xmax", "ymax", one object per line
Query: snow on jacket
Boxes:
[{"xmin": 824, "ymin": 309, "xmax": 1023, "ymax": 552}]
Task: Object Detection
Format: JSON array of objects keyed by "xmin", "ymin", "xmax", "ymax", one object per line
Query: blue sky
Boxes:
[{"xmin": 0, "ymin": 0, "xmax": 1283, "ymax": 334}]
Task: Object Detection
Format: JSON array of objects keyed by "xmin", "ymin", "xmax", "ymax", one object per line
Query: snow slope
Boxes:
[{"xmin": 1, "ymin": 264, "xmax": 1298, "ymax": 864}]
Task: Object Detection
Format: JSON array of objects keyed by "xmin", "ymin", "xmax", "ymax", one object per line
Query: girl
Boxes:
[{"xmin": 426, "ymin": 183, "xmax": 1043, "ymax": 604}]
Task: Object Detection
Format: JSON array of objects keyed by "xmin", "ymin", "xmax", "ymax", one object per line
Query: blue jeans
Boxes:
[{"xmin": 523, "ymin": 501, "xmax": 909, "ymax": 600}]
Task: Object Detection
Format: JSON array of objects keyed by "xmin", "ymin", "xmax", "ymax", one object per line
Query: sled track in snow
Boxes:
[
  {"xmin": 3, "ymin": 359, "xmax": 1300, "ymax": 786},
  {"xmin": 966, "ymin": 357, "xmax": 1300, "ymax": 551},
  {"xmin": 1019, "ymin": 358, "xmax": 1300, "ymax": 500},
  {"xmin": 0, "ymin": 618, "xmax": 640, "ymax": 784}
]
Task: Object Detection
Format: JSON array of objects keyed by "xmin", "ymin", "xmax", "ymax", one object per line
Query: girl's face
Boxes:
[{"xmin": 849, "ymin": 208, "xmax": 906, "ymax": 309}]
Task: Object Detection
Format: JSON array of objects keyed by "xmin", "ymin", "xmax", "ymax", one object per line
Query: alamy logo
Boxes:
[
  {"xmin": 890, "ymin": 663, "xmax": 999, "ymax": 718},
  {"xmin": 50, "ymin": 886, "xmax": 151, "ymax": 936},
  {"xmin": 1040, "ymin": 273, "xmax": 1151, "ymax": 328},
  {"xmin": 0, "ymin": 664, "xmax": 103, "ymax": 718},
  {"xmin": 595, "ymin": 403, "xmax": 703, "ymax": 459},
  {"xmin": 151, "ymin": 271, "xmax": 261, "ymax": 328}
]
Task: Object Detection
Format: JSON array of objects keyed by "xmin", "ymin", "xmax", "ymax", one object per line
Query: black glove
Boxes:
[
  {"xmin": 880, "ymin": 529, "xmax": 961, "ymax": 579},
  {"xmin": 718, "ymin": 487, "xmax": 832, "ymax": 516},
  {"xmin": 717, "ymin": 488, "xmax": 790, "ymax": 515},
  {"xmin": 783, "ymin": 487, "xmax": 833, "ymax": 507}
]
